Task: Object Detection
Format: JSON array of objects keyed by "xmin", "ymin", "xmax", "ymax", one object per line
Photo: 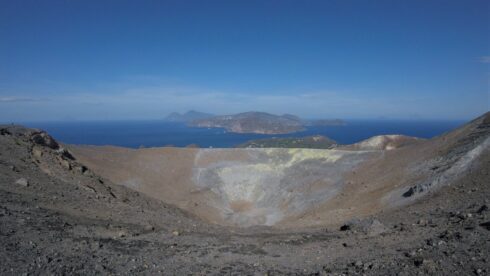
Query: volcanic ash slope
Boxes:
[
  {"xmin": 192, "ymin": 148, "xmax": 377, "ymax": 226},
  {"xmin": 69, "ymin": 112, "xmax": 490, "ymax": 228}
]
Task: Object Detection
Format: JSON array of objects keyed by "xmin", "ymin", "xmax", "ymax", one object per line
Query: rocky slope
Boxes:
[{"xmin": 1, "ymin": 112, "xmax": 489, "ymax": 275}]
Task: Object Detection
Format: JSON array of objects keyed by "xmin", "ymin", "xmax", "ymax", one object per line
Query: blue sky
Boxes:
[{"xmin": 1, "ymin": 0, "xmax": 489, "ymax": 121}]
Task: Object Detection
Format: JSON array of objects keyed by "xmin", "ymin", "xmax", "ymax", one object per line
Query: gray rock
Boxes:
[
  {"xmin": 144, "ymin": 224, "xmax": 155, "ymax": 231},
  {"xmin": 30, "ymin": 132, "xmax": 59, "ymax": 149},
  {"xmin": 56, "ymin": 148, "xmax": 75, "ymax": 160},
  {"xmin": 477, "ymin": 205, "xmax": 488, "ymax": 214},
  {"xmin": 60, "ymin": 159, "xmax": 71, "ymax": 170},
  {"xmin": 413, "ymin": 257, "xmax": 425, "ymax": 267},
  {"xmin": 365, "ymin": 219, "xmax": 388, "ymax": 236},
  {"xmin": 340, "ymin": 218, "xmax": 387, "ymax": 236},
  {"xmin": 15, "ymin": 178, "xmax": 29, "ymax": 187},
  {"xmin": 340, "ymin": 224, "xmax": 351, "ymax": 231}
]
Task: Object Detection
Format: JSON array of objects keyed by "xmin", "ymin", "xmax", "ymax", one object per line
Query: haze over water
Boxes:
[{"xmin": 22, "ymin": 120, "xmax": 464, "ymax": 148}]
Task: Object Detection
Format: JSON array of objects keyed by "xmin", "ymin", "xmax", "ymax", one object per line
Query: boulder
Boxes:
[
  {"xmin": 59, "ymin": 159, "xmax": 71, "ymax": 170},
  {"xmin": 30, "ymin": 132, "xmax": 59, "ymax": 149}
]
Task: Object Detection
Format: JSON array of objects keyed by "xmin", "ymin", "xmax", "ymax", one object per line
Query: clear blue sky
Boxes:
[{"xmin": 1, "ymin": 0, "xmax": 489, "ymax": 121}]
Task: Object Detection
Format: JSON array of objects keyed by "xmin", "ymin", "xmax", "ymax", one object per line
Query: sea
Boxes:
[{"xmin": 17, "ymin": 119, "xmax": 466, "ymax": 149}]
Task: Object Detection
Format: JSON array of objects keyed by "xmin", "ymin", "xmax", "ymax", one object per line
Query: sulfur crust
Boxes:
[{"xmin": 215, "ymin": 149, "xmax": 344, "ymax": 203}]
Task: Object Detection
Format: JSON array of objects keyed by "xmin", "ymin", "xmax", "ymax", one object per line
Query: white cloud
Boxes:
[
  {"xmin": 478, "ymin": 56, "xmax": 490, "ymax": 63},
  {"xmin": 1, "ymin": 78, "xmax": 486, "ymax": 121},
  {"xmin": 0, "ymin": 96, "xmax": 42, "ymax": 103}
]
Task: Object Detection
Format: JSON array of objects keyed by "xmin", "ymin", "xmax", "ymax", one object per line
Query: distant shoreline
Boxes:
[{"xmin": 17, "ymin": 119, "xmax": 466, "ymax": 149}]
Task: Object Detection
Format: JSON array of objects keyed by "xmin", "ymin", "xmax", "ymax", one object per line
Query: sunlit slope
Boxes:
[{"xmin": 192, "ymin": 148, "xmax": 378, "ymax": 226}]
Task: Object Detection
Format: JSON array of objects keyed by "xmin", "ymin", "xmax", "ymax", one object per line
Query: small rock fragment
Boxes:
[
  {"xmin": 413, "ymin": 257, "xmax": 425, "ymax": 267},
  {"xmin": 366, "ymin": 219, "xmax": 387, "ymax": 236},
  {"xmin": 403, "ymin": 187, "xmax": 415, "ymax": 197},
  {"xmin": 32, "ymin": 147, "xmax": 43, "ymax": 158},
  {"xmin": 15, "ymin": 178, "xmax": 29, "ymax": 187},
  {"xmin": 479, "ymin": 221, "xmax": 490, "ymax": 231},
  {"xmin": 60, "ymin": 159, "xmax": 71, "ymax": 170},
  {"xmin": 340, "ymin": 224, "xmax": 350, "ymax": 231},
  {"xmin": 57, "ymin": 148, "xmax": 75, "ymax": 160},
  {"xmin": 74, "ymin": 165, "xmax": 87, "ymax": 174},
  {"xmin": 477, "ymin": 205, "xmax": 488, "ymax": 214},
  {"xmin": 144, "ymin": 224, "xmax": 155, "ymax": 231}
]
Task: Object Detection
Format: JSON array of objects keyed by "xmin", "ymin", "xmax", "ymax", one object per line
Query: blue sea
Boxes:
[{"xmin": 20, "ymin": 120, "xmax": 465, "ymax": 148}]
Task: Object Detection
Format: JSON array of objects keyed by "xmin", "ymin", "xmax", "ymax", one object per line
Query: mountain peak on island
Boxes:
[{"xmin": 165, "ymin": 110, "xmax": 215, "ymax": 122}]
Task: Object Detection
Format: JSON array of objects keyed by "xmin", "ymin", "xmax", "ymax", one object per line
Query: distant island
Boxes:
[
  {"xmin": 179, "ymin": 111, "xmax": 346, "ymax": 134},
  {"xmin": 165, "ymin": 110, "xmax": 215, "ymax": 122},
  {"xmin": 237, "ymin": 135, "xmax": 337, "ymax": 149},
  {"xmin": 188, "ymin": 112, "xmax": 306, "ymax": 134}
]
